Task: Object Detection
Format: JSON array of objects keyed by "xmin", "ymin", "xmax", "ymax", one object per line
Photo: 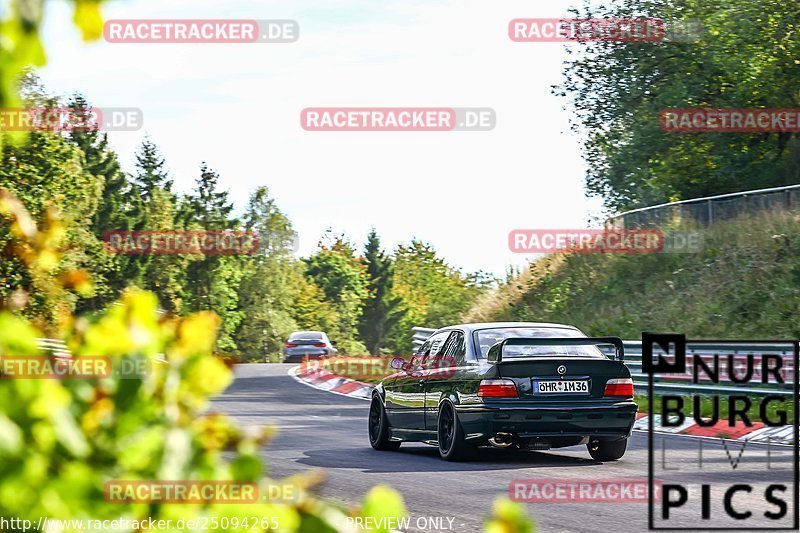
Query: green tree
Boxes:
[
  {"xmin": 556, "ymin": 0, "xmax": 800, "ymax": 211},
  {"xmin": 386, "ymin": 240, "xmax": 492, "ymax": 353},
  {"xmin": 132, "ymin": 137, "xmax": 173, "ymax": 203},
  {"xmin": 235, "ymin": 186, "xmax": 301, "ymax": 359},
  {"xmin": 358, "ymin": 229, "xmax": 401, "ymax": 354},
  {"xmin": 0, "ymin": 114, "xmax": 101, "ymax": 329},
  {"xmin": 182, "ymin": 164, "xmax": 241, "ymax": 352},
  {"xmin": 67, "ymin": 94, "xmax": 145, "ymax": 313},
  {"xmin": 304, "ymin": 233, "xmax": 369, "ymax": 354},
  {"xmin": 288, "ymin": 274, "xmax": 340, "ymax": 337},
  {"xmin": 129, "ymin": 139, "xmax": 187, "ymax": 314}
]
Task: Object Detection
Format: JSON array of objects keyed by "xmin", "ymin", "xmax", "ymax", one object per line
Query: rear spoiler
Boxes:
[{"xmin": 487, "ymin": 337, "xmax": 625, "ymax": 364}]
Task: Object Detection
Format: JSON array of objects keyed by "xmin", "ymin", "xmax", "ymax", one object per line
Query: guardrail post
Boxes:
[{"xmin": 707, "ymin": 199, "xmax": 713, "ymax": 226}]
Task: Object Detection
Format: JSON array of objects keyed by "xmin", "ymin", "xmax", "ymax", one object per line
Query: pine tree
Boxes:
[
  {"xmin": 182, "ymin": 163, "xmax": 241, "ymax": 351},
  {"xmin": 133, "ymin": 137, "xmax": 172, "ymax": 203},
  {"xmin": 185, "ymin": 163, "xmax": 233, "ymax": 230},
  {"xmin": 243, "ymin": 186, "xmax": 296, "ymax": 255},
  {"xmin": 67, "ymin": 94, "xmax": 145, "ymax": 312},
  {"xmin": 304, "ymin": 234, "xmax": 369, "ymax": 354},
  {"xmin": 235, "ymin": 186, "xmax": 300, "ymax": 359},
  {"xmin": 358, "ymin": 229, "xmax": 401, "ymax": 354},
  {"xmin": 129, "ymin": 137, "xmax": 186, "ymax": 313}
]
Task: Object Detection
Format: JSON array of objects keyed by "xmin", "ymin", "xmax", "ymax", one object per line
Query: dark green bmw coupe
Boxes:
[{"xmin": 368, "ymin": 322, "xmax": 637, "ymax": 462}]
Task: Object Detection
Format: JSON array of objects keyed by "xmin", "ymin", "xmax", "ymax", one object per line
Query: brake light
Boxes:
[
  {"xmin": 313, "ymin": 343, "xmax": 326, "ymax": 347},
  {"xmin": 285, "ymin": 343, "xmax": 297, "ymax": 348},
  {"xmin": 604, "ymin": 378, "xmax": 634, "ymax": 397},
  {"xmin": 478, "ymin": 379, "xmax": 518, "ymax": 398}
]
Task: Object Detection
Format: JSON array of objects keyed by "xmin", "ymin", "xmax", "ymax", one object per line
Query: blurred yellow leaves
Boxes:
[
  {"xmin": 484, "ymin": 498, "xmax": 535, "ymax": 533},
  {"xmin": 0, "ymin": 311, "xmax": 38, "ymax": 355},
  {"xmin": 184, "ymin": 355, "xmax": 231, "ymax": 397},
  {"xmin": 72, "ymin": 0, "xmax": 104, "ymax": 42},
  {"xmin": 359, "ymin": 485, "xmax": 406, "ymax": 532},
  {"xmin": 175, "ymin": 311, "xmax": 220, "ymax": 357}
]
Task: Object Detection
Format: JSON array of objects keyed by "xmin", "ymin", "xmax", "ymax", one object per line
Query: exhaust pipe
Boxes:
[{"xmin": 488, "ymin": 432, "xmax": 514, "ymax": 448}]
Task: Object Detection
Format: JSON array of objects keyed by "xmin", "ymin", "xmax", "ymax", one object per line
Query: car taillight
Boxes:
[
  {"xmin": 284, "ymin": 343, "xmax": 297, "ymax": 348},
  {"xmin": 478, "ymin": 379, "xmax": 518, "ymax": 398},
  {"xmin": 313, "ymin": 343, "xmax": 326, "ymax": 347},
  {"xmin": 604, "ymin": 378, "xmax": 634, "ymax": 397}
]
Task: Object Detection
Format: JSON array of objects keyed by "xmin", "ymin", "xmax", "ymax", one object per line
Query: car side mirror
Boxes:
[{"xmin": 390, "ymin": 357, "xmax": 405, "ymax": 370}]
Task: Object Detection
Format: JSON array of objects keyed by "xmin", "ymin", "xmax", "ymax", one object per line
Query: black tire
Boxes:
[
  {"xmin": 587, "ymin": 438, "xmax": 627, "ymax": 461},
  {"xmin": 437, "ymin": 402, "xmax": 472, "ymax": 461},
  {"xmin": 368, "ymin": 396, "xmax": 401, "ymax": 451}
]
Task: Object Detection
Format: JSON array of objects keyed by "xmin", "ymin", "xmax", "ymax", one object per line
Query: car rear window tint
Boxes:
[
  {"xmin": 475, "ymin": 327, "xmax": 605, "ymax": 358},
  {"xmin": 289, "ymin": 332, "xmax": 323, "ymax": 340}
]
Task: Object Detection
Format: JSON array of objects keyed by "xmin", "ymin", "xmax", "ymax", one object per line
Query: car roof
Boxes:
[{"xmin": 435, "ymin": 322, "xmax": 580, "ymax": 334}]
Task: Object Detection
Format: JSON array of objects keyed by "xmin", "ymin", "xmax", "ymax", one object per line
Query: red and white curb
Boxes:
[
  {"xmin": 290, "ymin": 365, "xmax": 372, "ymax": 401},
  {"xmin": 290, "ymin": 367, "xmax": 795, "ymax": 446},
  {"xmin": 632, "ymin": 413, "xmax": 795, "ymax": 446}
]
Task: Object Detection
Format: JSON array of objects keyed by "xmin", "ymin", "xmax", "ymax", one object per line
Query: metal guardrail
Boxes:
[
  {"xmin": 35, "ymin": 338, "xmax": 71, "ymax": 357},
  {"xmin": 25, "ymin": 339, "xmax": 169, "ymax": 366},
  {"xmin": 615, "ymin": 341, "xmax": 795, "ymax": 397},
  {"xmin": 411, "ymin": 328, "xmax": 796, "ymax": 396},
  {"xmin": 412, "ymin": 327, "xmax": 435, "ymax": 350},
  {"xmin": 606, "ymin": 183, "xmax": 800, "ymax": 229}
]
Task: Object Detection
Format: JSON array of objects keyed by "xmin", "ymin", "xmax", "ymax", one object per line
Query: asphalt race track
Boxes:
[{"xmin": 214, "ymin": 364, "xmax": 797, "ymax": 533}]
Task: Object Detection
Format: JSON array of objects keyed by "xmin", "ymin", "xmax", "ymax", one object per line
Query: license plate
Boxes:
[{"xmin": 533, "ymin": 379, "xmax": 590, "ymax": 394}]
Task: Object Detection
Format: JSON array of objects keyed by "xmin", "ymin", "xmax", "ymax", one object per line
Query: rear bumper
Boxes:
[
  {"xmin": 455, "ymin": 401, "xmax": 638, "ymax": 441},
  {"xmin": 283, "ymin": 351, "xmax": 328, "ymax": 362}
]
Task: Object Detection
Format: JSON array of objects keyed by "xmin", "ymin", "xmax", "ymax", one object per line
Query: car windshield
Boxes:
[{"xmin": 474, "ymin": 327, "xmax": 607, "ymax": 359}]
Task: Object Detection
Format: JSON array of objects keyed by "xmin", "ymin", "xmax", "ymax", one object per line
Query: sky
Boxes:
[{"xmin": 37, "ymin": 0, "xmax": 605, "ymax": 277}]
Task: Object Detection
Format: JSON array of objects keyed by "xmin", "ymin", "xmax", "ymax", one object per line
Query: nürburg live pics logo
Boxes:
[{"xmin": 644, "ymin": 332, "xmax": 799, "ymax": 530}]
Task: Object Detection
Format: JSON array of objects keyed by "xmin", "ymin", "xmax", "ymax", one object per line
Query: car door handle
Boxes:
[{"xmin": 418, "ymin": 380, "xmax": 425, "ymax": 386}]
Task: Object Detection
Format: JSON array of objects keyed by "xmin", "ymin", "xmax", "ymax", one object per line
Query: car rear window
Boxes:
[
  {"xmin": 474, "ymin": 327, "xmax": 606, "ymax": 359},
  {"xmin": 288, "ymin": 332, "xmax": 323, "ymax": 341}
]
